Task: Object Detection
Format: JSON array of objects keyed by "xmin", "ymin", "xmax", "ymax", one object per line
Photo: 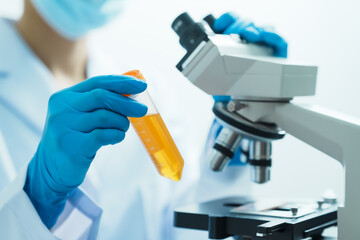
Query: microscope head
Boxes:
[{"xmin": 172, "ymin": 12, "xmax": 318, "ymax": 184}]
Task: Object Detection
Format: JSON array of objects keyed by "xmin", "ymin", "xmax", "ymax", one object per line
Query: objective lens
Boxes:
[
  {"xmin": 209, "ymin": 127, "xmax": 242, "ymax": 171},
  {"xmin": 249, "ymin": 140, "xmax": 272, "ymax": 184}
]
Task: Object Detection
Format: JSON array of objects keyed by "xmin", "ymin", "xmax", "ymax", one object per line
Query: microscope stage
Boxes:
[{"xmin": 174, "ymin": 197, "xmax": 337, "ymax": 240}]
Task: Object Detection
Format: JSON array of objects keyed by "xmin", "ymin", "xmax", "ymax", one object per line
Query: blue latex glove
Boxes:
[
  {"xmin": 214, "ymin": 12, "xmax": 288, "ymax": 58},
  {"xmin": 210, "ymin": 13, "xmax": 288, "ymax": 165},
  {"xmin": 24, "ymin": 75, "xmax": 148, "ymax": 228}
]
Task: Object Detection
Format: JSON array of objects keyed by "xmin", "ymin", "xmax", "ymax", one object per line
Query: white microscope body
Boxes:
[{"xmin": 180, "ymin": 33, "xmax": 360, "ymax": 239}]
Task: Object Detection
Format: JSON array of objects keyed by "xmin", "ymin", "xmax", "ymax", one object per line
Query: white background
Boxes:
[{"xmin": 2, "ymin": 0, "xmax": 360, "ymax": 203}]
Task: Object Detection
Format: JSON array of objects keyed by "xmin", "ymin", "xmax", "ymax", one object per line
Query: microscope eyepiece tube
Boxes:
[
  {"xmin": 249, "ymin": 140, "xmax": 272, "ymax": 184},
  {"xmin": 171, "ymin": 12, "xmax": 208, "ymax": 52},
  {"xmin": 209, "ymin": 127, "xmax": 242, "ymax": 171}
]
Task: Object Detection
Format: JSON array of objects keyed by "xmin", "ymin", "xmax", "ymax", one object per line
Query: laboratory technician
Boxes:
[{"xmin": 0, "ymin": 0, "xmax": 287, "ymax": 239}]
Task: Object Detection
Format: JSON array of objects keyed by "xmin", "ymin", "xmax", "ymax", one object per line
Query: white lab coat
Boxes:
[{"xmin": 0, "ymin": 17, "xmax": 252, "ymax": 239}]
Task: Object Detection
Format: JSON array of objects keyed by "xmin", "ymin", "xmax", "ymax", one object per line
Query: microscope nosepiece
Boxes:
[
  {"xmin": 249, "ymin": 140, "xmax": 272, "ymax": 184},
  {"xmin": 209, "ymin": 127, "xmax": 242, "ymax": 171}
]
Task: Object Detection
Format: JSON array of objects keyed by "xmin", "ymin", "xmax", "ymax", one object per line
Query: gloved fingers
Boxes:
[
  {"xmin": 223, "ymin": 19, "xmax": 251, "ymax": 35},
  {"xmin": 66, "ymin": 109, "xmax": 130, "ymax": 133},
  {"xmin": 214, "ymin": 12, "xmax": 288, "ymax": 58},
  {"xmin": 69, "ymin": 75, "xmax": 147, "ymax": 95},
  {"xmin": 213, "ymin": 95, "xmax": 231, "ymax": 102},
  {"xmin": 261, "ymin": 31, "xmax": 288, "ymax": 58},
  {"xmin": 68, "ymin": 89, "xmax": 148, "ymax": 118},
  {"xmin": 85, "ymin": 129, "xmax": 126, "ymax": 157},
  {"xmin": 274, "ymin": 44, "xmax": 288, "ymax": 58},
  {"xmin": 241, "ymin": 25, "xmax": 262, "ymax": 43},
  {"xmin": 228, "ymin": 146, "xmax": 247, "ymax": 166},
  {"xmin": 214, "ymin": 12, "xmax": 239, "ymax": 33}
]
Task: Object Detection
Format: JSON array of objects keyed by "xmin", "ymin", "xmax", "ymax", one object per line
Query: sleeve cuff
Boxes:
[
  {"xmin": 0, "ymin": 165, "xmax": 102, "ymax": 240},
  {"xmin": 0, "ymin": 166, "xmax": 59, "ymax": 240},
  {"xmin": 51, "ymin": 188, "xmax": 102, "ymax": 240}
]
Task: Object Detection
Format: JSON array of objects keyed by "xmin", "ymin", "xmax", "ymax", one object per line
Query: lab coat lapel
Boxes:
[
  {"xmin": 0, "ymin": 18, "xmax": 56, "ymax": 136},
  {"xmin": 0, "ymin": 18, "xmax": 122, "ymax": 134}
]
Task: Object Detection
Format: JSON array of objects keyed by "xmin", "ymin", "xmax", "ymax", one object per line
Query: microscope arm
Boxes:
[
  {"xmin": 265, "ymin": 103, "xmax": 357, "ymax": 164},
  {"xmin": 264, "ymin": 102, "xmax": 360, "ymax": 239}
]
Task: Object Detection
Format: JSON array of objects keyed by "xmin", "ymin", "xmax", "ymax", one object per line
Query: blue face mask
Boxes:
[{"xmin": 31, "ymin": 0, "xmax": 124, "ymax": 40}]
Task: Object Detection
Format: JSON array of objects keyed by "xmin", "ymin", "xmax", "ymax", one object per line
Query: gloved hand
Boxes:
[
  {"xmin": 214, "ymin": 12, "xmax": 288, "ymax": 58},
  {"xmin": 24, "ymin": 75, "xmax": 148, "ymax": 228},
  {"xmin": 210, "ymin": 13, "xmax": 288, "ymax": 165}
]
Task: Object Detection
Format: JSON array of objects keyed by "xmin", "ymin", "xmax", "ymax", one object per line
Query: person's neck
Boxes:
[{"xmin": 16, "ymin": 0, "xmax": 88, "ymax": 89}]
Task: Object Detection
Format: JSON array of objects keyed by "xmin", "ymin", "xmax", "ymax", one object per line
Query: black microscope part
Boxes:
[
  {"xmin": 213, "ymin": 143, "xmax": 235, "ymax": 159},
  {"xmin": 174, "ymin": 197, "xmax": 337, "ymax": 240},
  {"xmin": 172, "ymin": 12, "xmax": 209, "ymax": 71},
  {"xmin": 248, "ymin": 159, "xmax": 272, "ymax": 167},
  {"xmin": 203, "ymin": 14, "xmax": 220, "ymax": 34},
  {"xmin": 171, "ymin": 12, "xmax": 208, "ymax": 52},
  {"xmin": 171, "ymin": 12, "xmax": 195, "ymax": 38}
]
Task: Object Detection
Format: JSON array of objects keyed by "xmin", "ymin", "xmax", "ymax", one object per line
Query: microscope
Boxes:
[{"xmin": 171, "ymin": 13, "xmax": 360, "ymax": 239}]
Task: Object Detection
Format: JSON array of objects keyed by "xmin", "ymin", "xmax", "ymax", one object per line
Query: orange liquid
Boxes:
[{"xmin": 130, "ymin": 114, "xmax": 184, "ymax": 181}]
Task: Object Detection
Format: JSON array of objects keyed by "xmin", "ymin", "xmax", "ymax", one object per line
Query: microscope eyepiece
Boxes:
[
  {"xmin": 202, "ymin": 14, "xmax": 219, "ymax": 33},
  {"xmin": 172, "ymin": 12, "xmax": 195, "ymax": 37},
  {"xmin": 171, "ymin": 12, "xmax": 208, "ymax": 52}
]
